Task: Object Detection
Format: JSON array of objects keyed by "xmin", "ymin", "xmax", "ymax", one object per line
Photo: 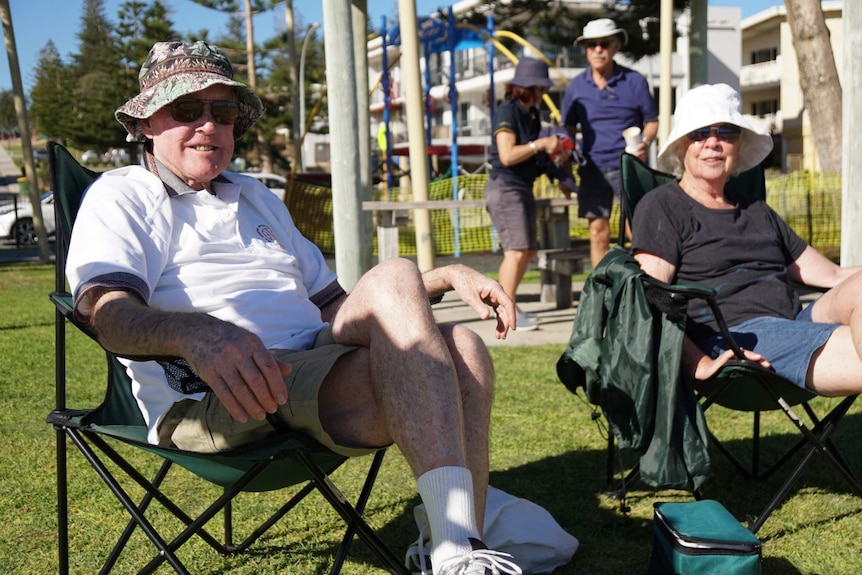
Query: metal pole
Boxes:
[
  {"xmin": 352, "ymin": 0, "xmax": 374, "ymax": 274},
  {"xmin": 398, "ymin": 0, "xmax": 434, "ymax": 271},
  {"xmin": 299, "ymin": 22, "xmax": 321, "ymax": 172},
  {"xmin": 322, "ymin": 0, "xmax": 364, "ymax": 289},
  {"xmin": 658, "ymin": 0, "xmax": 674, "ymax": 147},
  {"xmin": 0, "ymin": 0, "xmax": 49, "ymax": 262}
]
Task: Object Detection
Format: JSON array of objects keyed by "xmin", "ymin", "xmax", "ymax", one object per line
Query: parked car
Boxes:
[
  {"xmin": 33, "ymin": 148, "xmax": 49, "ymax": 164},
  {"xmin": 0, "ymin": 191, "xmax": 56, "ymax": 245},
  {"xmin": 103, "ymin": 148, "xmax": 131, "ymax": 165},
  {"xmin": 81, "ymin": 150, "xmax": 101, "ymax": 165},
  {"xmin": 240, "ymin": 172, "xmax": 286, "ymax": 200}
]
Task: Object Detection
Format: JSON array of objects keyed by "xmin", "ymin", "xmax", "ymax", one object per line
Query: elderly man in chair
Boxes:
[{"xmin": 66, "ymin": 41, "xmax": 522, "ymax": 575}]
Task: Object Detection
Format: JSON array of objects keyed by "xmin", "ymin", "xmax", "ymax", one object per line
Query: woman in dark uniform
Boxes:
[{"xmin": 486, "ymin": 58, "xmax": 568, "ymax": 331}]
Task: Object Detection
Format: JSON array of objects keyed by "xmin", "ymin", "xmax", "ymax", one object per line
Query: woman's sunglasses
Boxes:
[
  {"xmin": 686, "ymin": 124, "xmax": 742, "ymax": 143},
  {"xmin": 169, "ymin": 98, "xmax": 240, "ymax": 125},
  {"xmin": 584, "ymin": 40, "xmax": 614, "ymax": 50}
]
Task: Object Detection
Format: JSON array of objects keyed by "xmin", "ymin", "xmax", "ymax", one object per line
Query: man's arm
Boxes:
[
  {"xmin": 88, "ymin": 290, "xmax": 289, "ymax": 423},
  {"xmin": 422, "ymin": 264, "xmax": 516, "ymax": 339}
]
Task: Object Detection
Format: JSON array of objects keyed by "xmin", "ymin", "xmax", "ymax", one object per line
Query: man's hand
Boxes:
[
  {"xmin": 432, "ymin": 264, "xmax": 516, "ymax": 339},
  {"xmin": 185, "ymin": 324, "xmax": 291, "ymax": 423},
  {"xmin": 91, "ymin": 291, "xmax": 290, "ymax": 424}
]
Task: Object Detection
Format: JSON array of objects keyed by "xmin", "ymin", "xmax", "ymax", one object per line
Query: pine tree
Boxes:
[
  {"xmin": 29, "ymin": 41, "xmax": 75, "ymax": 141},
  {"xmin": 68, "ymin": 0, "xmax": 128, "ymax": 150}
]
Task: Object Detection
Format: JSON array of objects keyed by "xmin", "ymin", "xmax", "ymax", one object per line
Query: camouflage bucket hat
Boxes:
[{"xmin": 115, "ymin": 41, "xmax": 264, "ymax": 142}]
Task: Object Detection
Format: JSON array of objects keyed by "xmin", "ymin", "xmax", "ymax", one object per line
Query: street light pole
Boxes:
[{"xmin": 298, "ymin": 22, "xmax": 321, "ymax": 171}]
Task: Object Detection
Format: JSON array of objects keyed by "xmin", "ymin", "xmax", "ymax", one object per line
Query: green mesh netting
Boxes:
[{"xmin": 285, "ymin": 172, "xmax": 841, "ymax": 256}]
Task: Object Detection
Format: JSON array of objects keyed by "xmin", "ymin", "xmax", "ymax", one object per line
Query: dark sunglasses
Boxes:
[
  {"xmin": 686, "ymin": 124, "xmax": 742, "ymax": 143},
  {"xmin": 584, "ymin": 40, "xmax": 614, "ymax": 50},
  {"xmin": 169, "ymin": 98, "xmax": 240, "ymax": 125}
]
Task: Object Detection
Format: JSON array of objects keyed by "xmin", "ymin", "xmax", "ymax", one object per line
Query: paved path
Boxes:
[
  {"xmin": 0, "ymin": 145, "xmax": 21, "ymax": 192},
  {"xmin": 432, "ymin": 281, "xmax": 578, "ymax": 347}
]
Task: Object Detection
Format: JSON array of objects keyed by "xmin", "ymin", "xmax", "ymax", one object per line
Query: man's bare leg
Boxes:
[
  {"xmin": 316, "ymin": 258, "xmax": 497, "ymax": 570},
  {"xmin": 588, "ymin": 216, "xmax": 611, "ymax": 269}
]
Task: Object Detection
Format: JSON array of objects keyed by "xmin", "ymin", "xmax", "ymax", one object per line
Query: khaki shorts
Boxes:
[{"xmin": 156, "ymin": 328, "xmax": 377, "ymax": 457}]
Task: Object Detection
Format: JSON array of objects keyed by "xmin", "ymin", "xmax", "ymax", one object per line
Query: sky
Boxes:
[{"xmin": 0, "ymin": 0, "xmax": 788, "ymax": 93}]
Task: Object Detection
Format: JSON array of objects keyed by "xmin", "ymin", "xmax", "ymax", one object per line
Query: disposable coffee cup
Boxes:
[{"xmin": 623, "ymin": 126, "xmax": 642, "ymax": 153}]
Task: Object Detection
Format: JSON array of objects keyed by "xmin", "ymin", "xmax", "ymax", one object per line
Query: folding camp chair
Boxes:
[
  {"xmin": 561, "ymin": 152, "xmax": 862, "ymax": 533},
  {"xmin": 46, "ymin": 142, "xmax": 410, "ymax": 574}
]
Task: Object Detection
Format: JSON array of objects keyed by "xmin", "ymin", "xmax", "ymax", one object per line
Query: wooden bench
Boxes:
[{"xmin": 537, "ymin": 248, "xmax": 585, "ymax": 309}]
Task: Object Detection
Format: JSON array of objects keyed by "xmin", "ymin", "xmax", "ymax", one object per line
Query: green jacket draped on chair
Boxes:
[{"xmin": 557, "ymin": 246, "xmax": 711, "ymax": 491}]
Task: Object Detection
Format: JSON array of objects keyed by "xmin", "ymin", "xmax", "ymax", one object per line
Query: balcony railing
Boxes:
[{"xmin": 740, "ymin": 56, "xmax": 782, "ymax": 87}]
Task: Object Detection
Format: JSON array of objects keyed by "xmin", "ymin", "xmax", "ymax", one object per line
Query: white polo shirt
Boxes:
[{"xmin": 66, "ymin": 165, "xmax": 340, "ymax": 443}]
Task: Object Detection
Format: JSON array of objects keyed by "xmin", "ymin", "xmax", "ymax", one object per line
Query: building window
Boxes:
[
  {"xmin": 750, "ymin": 99, "xmax": 779, "ymax": 117},
  {"xmin": 750, "ymin": 47, "xmax": 778, "ymax": 64}
]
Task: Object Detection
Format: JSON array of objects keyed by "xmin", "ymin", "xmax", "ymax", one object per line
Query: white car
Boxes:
[
  {"xmin": 241, "ymin": 172, "xmax": 286, "ymax": 201},
  {"xmin": 0, "ymin": 192, "xmax": 56, "ymax": 245}
]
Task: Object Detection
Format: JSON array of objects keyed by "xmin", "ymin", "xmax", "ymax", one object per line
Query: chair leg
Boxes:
[
  {"xmin": 65, "ymin": 429, "xmax": 191, "ymax": 574},
  {"xmin": 329, "ymin": 449, "xmax": 387, "ymax": 575},
  {"xmin": 296, "ymin": 450, "xmax": 410, "ymax": 575},
  {"xmin": 56, "ymin": 427, "xmax": 69, "ymax": 575}
]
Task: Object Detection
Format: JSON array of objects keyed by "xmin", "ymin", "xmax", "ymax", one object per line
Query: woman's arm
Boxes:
[
  {"xmin": 788, "ymin": 245, "xmax": 862, "ymax": 288},
  {"xmin": 634, "ymin": 250, "xmax": 770, "ymax": 378},
  {"xmin": 495, "ymin": 130, "xmax": 561, "ymax": 167}
]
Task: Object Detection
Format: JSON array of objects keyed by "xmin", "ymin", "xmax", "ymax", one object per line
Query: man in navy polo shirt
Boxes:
[{"xmin": 561, "ymin": 18, "xmax": 658, "ymax": 268}]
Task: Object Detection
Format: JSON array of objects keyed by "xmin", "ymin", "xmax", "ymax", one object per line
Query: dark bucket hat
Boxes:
[
  {"xmin": 115, "ymin": 41, "xmax": 265, "ymax": 142},
  {"xmin": 508, "ymin": 58, "xmax": 553, "ymax": 89}
]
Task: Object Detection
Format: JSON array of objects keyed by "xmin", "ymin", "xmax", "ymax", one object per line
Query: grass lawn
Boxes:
[{"xmin": 2, "ymin": 261, "xmax": 862, "ymax": 574}]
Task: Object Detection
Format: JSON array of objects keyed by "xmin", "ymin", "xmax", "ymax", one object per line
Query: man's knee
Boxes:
[{"xmin": 441, "ymin": 324, "xmax": 495, "ymax": 400}]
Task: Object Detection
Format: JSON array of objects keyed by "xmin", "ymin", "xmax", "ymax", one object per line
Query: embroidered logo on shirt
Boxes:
[{"xmin": 256, "ymin": 224, "xmax": 278, "ymax": 243}]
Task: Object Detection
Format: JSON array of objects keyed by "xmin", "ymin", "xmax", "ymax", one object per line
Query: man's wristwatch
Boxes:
[{"xmin": 528, "ymin": 141, "xmax": 538, "ymax": 154}]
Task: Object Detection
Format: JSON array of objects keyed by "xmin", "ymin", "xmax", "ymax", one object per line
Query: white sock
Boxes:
[{"xmin": 416, "ymin": 466, "xmax": 479, "ymax": 575}]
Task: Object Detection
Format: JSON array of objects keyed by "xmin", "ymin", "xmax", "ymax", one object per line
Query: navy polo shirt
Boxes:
[
  {"xmin": 488, "ymin": 98, "xmax": 542, "ymax": 188},
  {"xmin": 561, "ymin": 63, "xmax": 657, "ymax": 170}
]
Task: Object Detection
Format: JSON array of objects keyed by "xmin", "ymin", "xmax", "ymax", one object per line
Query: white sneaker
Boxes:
[
  {"xmin": 437, "ymin": 538, "xmax": 522, "ymax": 575},
  {"xmin": 405, "ymin": 521, "xmax": 432, "ymax": 575},
  {"xmin": 515, "ymin": 312, "xmax": 539, "ymax": 331}
]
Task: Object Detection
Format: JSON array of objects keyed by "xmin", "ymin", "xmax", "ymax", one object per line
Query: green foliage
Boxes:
[
  {"xmin": 0, "ymin": 89, "xmax": 17, "ymax": 134},
  {"xmin": 29, "ymin": 42, "xmax": 75, "ymax": 140},
  {"xmin": 449, "ymin": 0, "xmax": 688, "ymax": 61}
]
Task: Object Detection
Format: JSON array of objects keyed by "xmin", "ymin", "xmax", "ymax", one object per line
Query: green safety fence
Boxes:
[{"xmin": 285, "ymin": 171, "xmax": 841, "ymax": 256}]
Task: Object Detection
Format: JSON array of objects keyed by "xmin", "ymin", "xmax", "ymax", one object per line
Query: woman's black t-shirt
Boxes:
[
  {"xmin": 488, "ymin": 98, "xmax": 542, "ymax": 189},
  {"xmin": 631, "ymin": 180, "xmax": 808, "ymax": 340}
]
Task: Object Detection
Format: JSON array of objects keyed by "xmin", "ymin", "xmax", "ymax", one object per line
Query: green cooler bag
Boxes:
[{"xmin": 648, "ymin": 500, "xmax": 761, "ymax": 575}]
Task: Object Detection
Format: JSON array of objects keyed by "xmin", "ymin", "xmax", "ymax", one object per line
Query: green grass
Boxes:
[{"xmin": 2, "ymin": 262, "xmax": 862, "ymax": 574}]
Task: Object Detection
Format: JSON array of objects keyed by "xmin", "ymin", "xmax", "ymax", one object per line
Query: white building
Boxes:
[{"xmin": 739, "ymin": 1, "xmax": 844, "ymax": 172}]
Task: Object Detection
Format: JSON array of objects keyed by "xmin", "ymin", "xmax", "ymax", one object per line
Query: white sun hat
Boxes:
[
  {"xmin": 575, "ymin": 18, "xmax": 628, "ymax": 46},
  {"xmin": 657, "ymin": 83, "xmax": 773, "ymax": 175}
]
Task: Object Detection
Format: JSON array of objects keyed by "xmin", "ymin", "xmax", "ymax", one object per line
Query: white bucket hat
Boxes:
[
  {"xmin": 576, "ymin": 18, "xmax": 628, "ymax": 46},
  {"xmin": 657, "ymin": 83, "xmax": 773, "ymax": 175}
]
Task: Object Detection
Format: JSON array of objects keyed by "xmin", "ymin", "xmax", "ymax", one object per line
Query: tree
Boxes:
[
  {"xmin": 784, "ymin": 0, "xmax": 842, "ymax": 173},
  {"xmin": 0, "ymin": 90, "xmax": 18, "ymax": 135},
  {"xmin": 68, "ymin": 0, "xmax": 128, "ymax": 150},
  {"xmin": 450, "ymin": 0, "xmax": 687, "ymax": 60},
  {"xmin": 29, "ymin": 41, "xmax": 75, "ymax": 140},
  {"xmin": 115, "ymin": 0, "xmax": 180, "ymax": 101}
]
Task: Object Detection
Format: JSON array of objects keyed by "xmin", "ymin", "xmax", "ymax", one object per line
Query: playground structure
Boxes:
[{"xmin": 375, "ymin": 9, "xmax": 573, "ymax": 257}]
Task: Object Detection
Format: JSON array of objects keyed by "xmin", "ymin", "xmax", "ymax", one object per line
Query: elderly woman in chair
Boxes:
[{"xmin": 631, "ymin": 83, "xmax": 862, "ymax": 397}]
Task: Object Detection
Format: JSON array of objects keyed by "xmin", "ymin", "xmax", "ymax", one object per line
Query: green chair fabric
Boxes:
[
  {"xmin": 46, "ymin": 142, "xmax": 409, "ymax": 574},
  {"xmin": 562, "ymin": 152, "xmax": 862, "ymax": 533}
]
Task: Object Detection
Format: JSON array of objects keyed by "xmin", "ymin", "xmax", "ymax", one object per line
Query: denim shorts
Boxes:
[
  {"xmin": 576, "ymin": 166, "xmax": 621, "ymax": 219},
  {"xmin": 699, "ymin": 304, "xmax": 840, "ymax": 389}
]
